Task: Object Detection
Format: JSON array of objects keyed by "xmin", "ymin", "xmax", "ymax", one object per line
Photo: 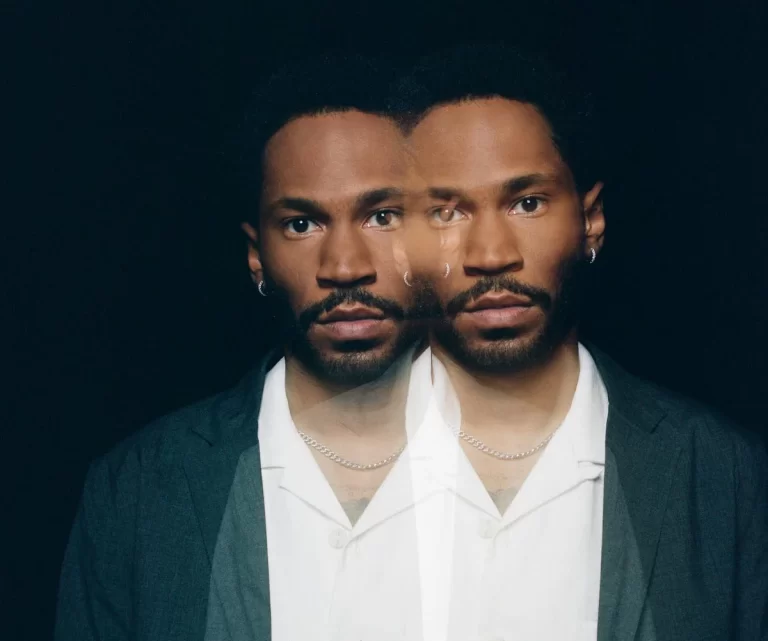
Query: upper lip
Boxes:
[
  {"xmin": 318, "ymin": 304, "xmax": 385, "ymax": 323},
  {"xmin": 464, "ymin": 292, "xmax": 532, "ymax": 312}
]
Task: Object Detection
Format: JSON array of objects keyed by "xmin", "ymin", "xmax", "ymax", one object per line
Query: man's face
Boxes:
[
  {"xmin": 244, "ymin": 110, "xmax": 421, "ymax": 385},
  {"xmin": 406, "ymin": 98, "xmax": 604, "ymax": 373}
]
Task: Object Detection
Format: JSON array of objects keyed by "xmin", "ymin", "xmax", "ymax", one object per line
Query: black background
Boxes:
[{"xmin": 7, "ymin": 1, "xmax": 767, "ymax": 639}]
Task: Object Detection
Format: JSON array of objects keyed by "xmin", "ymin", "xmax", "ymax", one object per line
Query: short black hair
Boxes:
[
  {"xmin": 392, "ymin": 42, "xmax": 603, "ymax": 192},
  {"xmin": 236, "ymin": 53, "xmax": 403, "ymax": 225}
]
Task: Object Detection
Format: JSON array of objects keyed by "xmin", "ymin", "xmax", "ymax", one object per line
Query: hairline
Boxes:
[
  {"xmin": 255, "ymin": 107, "xmax": 407, "ymax": 226},
  {"xmin": 402, "ymin": 94, "xmax": 581, "ymax": 190}
]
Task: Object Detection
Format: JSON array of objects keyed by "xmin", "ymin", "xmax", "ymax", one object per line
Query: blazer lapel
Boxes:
[
  {"xmin": 183, "ymin": 352, "xmax": 279, "ymax": 639},
  {"xmin": 184, "ymin": 430, "xmax": 262, "ymax": 567},
  {"xmin": 185, "ymin": 430, "xmax": 271, "ymax": 641},
  {"xmin": 591, "ymin": 348, "xmax": 683, "ymax": 641}
]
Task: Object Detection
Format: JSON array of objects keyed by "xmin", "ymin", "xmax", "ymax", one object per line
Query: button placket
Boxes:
[
  {"xmin": 478, "ymin": 519, "xmax": 499, "ymax": 539},
  {"xmin": 328, "ymin": 527, "xmax": 350, "ymax": 549}
]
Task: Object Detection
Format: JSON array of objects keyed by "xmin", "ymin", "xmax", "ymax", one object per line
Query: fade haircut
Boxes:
[
  {"xmin": 237, "ymin": 53, "xmax": 403, "ymax": 226},
  {"xmin": 392, "ymin": 43, "xmax": 603, "ymax": 193}
]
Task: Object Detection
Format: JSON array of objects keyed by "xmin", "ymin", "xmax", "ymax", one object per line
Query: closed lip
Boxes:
[
  {"xmin": 317, "ymin": 304, "xmax": 386, "ymax": 324},
  {"xmin": 463, "ymin": 292, "xmax": 532, "ymax": 313}
]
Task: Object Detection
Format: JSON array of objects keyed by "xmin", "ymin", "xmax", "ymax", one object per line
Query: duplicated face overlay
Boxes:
[
  {"xmin": 246, "ymin": 100, "xmax": 604, "ymax": 381},
  {"xmin": 404, "ymin": 98, "xmax": 604, "ymax": 373}
]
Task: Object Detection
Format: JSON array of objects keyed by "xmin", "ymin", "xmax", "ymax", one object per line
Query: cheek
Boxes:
[
  {"xmin": 402, "ymin": 222, "xmax": 463, "ymax": 283},
  {"xmin": 403, "ymin": 231, "xmax": 439, "ymax": 278},
  {"xmin": 370, "ymin": 241, "xmax": 413, "ymax": 300},
  {"xmin": 263, "ymin": 245, "xmax": 320, "ymax": 307},
  {"xmin": 377, "ymin": 235, "xmax": 409, "ymax": 276},
  {"xmin": 434, "ymin": 281, "xmax": 457, "ymax": 307},
  {"xmin": 517, "ymin": 220, "xmax": 583, "ymax": 282}
]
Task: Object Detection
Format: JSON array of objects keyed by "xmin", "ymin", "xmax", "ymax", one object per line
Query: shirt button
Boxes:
[
  {"xmin": 478, "ymin": 519, "xmax": 498, "ymax": 539},
  {"xmin": 328, "ymin": 528, "xmax": 350, "ymax": 549}
]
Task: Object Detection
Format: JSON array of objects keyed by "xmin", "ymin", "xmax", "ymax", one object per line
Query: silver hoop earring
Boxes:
[
  {"xmin": 257, "ymin": 280, "xmax": 267, "ymax": 296},
  {"xmin": 443, "ymin": 263, "xmax": 451, "ymax": 279},
  {"xmin": 589, "ymin": 248, "xmax": 597, "ymax": 264},
  {"xmin": 403, "ymin": 271, "xmax": 412, "ymax": 287}
]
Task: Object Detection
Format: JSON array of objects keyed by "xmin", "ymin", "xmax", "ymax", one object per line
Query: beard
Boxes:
[
  {"xmin": 431, "ymin": 251, "xmax": 589, "ymax": 375},
  {"xmin": 264, "ymin": 283, "xmax": 428, "ymax": 387}
]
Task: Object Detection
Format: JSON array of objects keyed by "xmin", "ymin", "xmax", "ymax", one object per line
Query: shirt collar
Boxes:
[
  {"xmin": 258, "ymin": 347, "xmax": 435, "ymax": 470},
  {"xmin": 425, "ymin": 343, "xmax": 608, "ymax": 467},
  {"xmin": 256, "ymin": 357, "xmax": 299, "ymax": 469},
  {"xmin": 567, "ymin": 344, "xmax": 609, "ymax": 466},
  {"xmin": 257, "ymin": 349, "xmax": 448, "ymax": 532}
]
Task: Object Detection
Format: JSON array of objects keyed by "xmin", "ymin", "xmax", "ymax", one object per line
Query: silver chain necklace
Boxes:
[
  {"xmin": 297, "ymin": 423, "xmax": 556, "ymax": 469},
  {"xmin": 297, "ymin": 430, "xmax": 407, "ymax": 471},
  {"xmin": 454, "ymin": 426, "xmax": 559, "ymax": 461}
]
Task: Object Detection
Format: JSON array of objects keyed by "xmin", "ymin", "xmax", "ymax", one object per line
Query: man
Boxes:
[
  {"xmin": 397, "ymin": 43, "xmax": 768, "ymax": 640},
  {"xmin": 54, "ymin": 54, "xmax": 431, "ymax": 641}
]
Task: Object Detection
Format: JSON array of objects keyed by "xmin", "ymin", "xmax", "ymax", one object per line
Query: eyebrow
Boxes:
[
  {"xmin": 500, "ymin": 172, "xmax": 562, "ymax": 194},
  {"xmin": 265, "ymin": 187, "xmax": 404, "ymax": 219},
  {"xmin": 265, "ymin": 196, "xmax": 326, "ymax": 219},
  {"xmin": 354, "ymin": 187, "xmax": 404, "ymax": 212},
  {"xmin": 427, "ymin": 173, "xmax": 562, "ymax": 202}
]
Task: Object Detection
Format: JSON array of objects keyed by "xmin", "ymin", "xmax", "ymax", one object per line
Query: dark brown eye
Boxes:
[
  {"xmin": 365, "ymin": 209, "xmax": 402, "ymax": 229},
  {"xmin": 284, "ymin": 217, "xmax": 319, "ymax": 235},
  {"xmin": 511, "ymin": 196, "xmax": 547, "ymax": 216},
  {"xmin": 289, "ymin": 218, "xmax": 310, "ymax": 233}
]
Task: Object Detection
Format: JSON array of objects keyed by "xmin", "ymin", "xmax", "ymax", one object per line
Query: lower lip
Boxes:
[
  {"xmin": 316, "ymin": 319, "xmax": 389, "ymax": 341},
  {"xmin": 462, "ymin": 306, "xmax": 533, "ymax": 329}
]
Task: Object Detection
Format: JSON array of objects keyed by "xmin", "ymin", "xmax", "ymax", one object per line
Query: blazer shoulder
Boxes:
[
  {"xmin": 614, "ymin": 364, "xmax": 767, "ymax": 487},
  {"xmin": 650, "ymin": 382, "xmax": 764, "ymax": 461},
  {"xmin": 648, "ymin": 382, "xmax": 768, "ymax": 543},
  {"xmin": 591, "ymin": 344, "xmax": 766, "ymax": 477},
  {"xmin": 93, "ymin": 370, "xmax": 261, "ymax": 484}
]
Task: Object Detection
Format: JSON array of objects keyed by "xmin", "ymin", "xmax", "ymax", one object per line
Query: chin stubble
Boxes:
[{"xmin": 431, "ymin": 252, "xmax": 588, "ymax": 374}]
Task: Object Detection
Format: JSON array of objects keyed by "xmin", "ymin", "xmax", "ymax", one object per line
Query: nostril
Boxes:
[{"xmin": 317, "ymin": 272, "xmax": 376, "ymax": 289}]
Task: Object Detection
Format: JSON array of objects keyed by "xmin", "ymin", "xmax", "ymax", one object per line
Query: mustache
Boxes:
[
  {"xmin": 297, "ymin": 287, "xmax": 406, "ymax": 332},
  {"xmin": 445, "ymin": 275, "xmax": 552, "ymax": 316}
]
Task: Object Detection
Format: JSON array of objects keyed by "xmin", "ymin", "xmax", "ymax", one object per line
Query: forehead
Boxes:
[
  {"xmin": 263, "ymin": 111, "xmax": 408, "ymax": 203},
  {"xmin": 407, "ymin": 98, "xmax": 568, "ymax": 190}
]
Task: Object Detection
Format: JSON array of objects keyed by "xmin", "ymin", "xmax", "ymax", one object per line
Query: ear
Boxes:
[
  {"xmin": 241, "ymin": 222, "xmax": 264, "ymax": 285},
  {"xmin": 581, "ymin": 181, "xmax": 606, "ymax": 259}
]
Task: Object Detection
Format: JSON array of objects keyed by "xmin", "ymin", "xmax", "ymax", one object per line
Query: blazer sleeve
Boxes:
[
  {"xmin": 734, "ymin": 435, "xmax": 768, "ymax": 641},
  {"xmin": 54, "ymin": 456, "xmax": 135, "ymax": 641}
]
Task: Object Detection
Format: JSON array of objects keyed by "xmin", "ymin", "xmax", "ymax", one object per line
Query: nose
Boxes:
[
  {"xmin": 316, "ymin": 225, "xmax": 376, "ymax": 289},
  {"xmin": 463, "ymin": 210, "xmax": 523, "ymax": 277}
]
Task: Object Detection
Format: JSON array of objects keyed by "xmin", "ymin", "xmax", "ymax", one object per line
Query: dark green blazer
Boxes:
[{"xmin": 54, "ymin": 348, "xmax": 768, "ymax": 640}]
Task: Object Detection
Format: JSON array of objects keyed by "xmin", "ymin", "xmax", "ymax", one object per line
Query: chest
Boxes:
[
  {"xmin": 312, "ymin": 451, "xmax": 393, "ymax": 523},
  {"xmin": 462, "ymin": 445, "xmax": 544, "ymax": 513}
]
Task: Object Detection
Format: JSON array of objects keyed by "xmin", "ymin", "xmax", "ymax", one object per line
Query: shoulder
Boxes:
[
  {"xmin": 631, "ymin": 371, "xmax": 763, "ymax": 471},
  {"xmin": 590, "ymin": 344, "xmax": 767, "ymax": 490},
  {"xmin": 86, "ymin": 363, "xmax": 267, "ymax": 493},
  {"xmin": 627, "ymin": 372, "xmax": 768, "ymax": 548},
  {"xmin": 654, "ymin": 383, "xmax": 765, "ymax": 478}
]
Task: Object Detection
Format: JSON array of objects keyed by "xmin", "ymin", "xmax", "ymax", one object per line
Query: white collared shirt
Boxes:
[{"xmin": 257, "ymin": 344, "xmax": 608, "ymax": 641}]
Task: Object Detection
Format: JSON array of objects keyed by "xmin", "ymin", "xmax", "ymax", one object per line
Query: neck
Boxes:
[
  {"xmin": 284, "ymin": 349, "xmax": 417, "ymax": 439},
  {"xmin": 433, "ymin": 336, "xmax": 581, "ymax": 439}
]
